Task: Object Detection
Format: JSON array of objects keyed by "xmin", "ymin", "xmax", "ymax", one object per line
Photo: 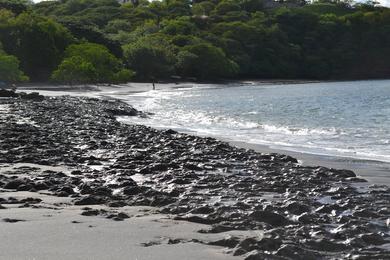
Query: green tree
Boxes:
[
  {"xmin": 18, "ymin": 0, "xmax": 390, "ymax": 81},
  {"xmin": 161, "ymin": 17, "xmax": 197, "ymax": 35},
  {"xmin": 214, "ymin": 0, "xmax": 242, "ymax": 15},
  {"xmin": 0, "ymin": 11, "xmax": 75, "ymax": 80},
  {"xmin": 175, "ymin": 50, "xmax": 198, "ymax": 76},
  {"xmin": 0, "ymin": 50, "xmax": 29, "ymax": 83},
  {"xmin": 52, "ymin": 43, "xmax": 134, "ymax": 83},
  {"xmin": 123, "ymin": 37, "xmax": 176, "ymax": 79},
  {"xmin": 178, "ymin": 43, "xmax": 239, "ymax": 79},
  {"xmin": 192, "ymin": 1, "xmax": 216, "ymax": 16},
  {"xmin": 51, "ymin": 56, "xmax": 97, "ymax": 84},
  {"xmin": 239, "ymin": 0, "xmax": 264, "ymax": 13},
  {"xmin": 104, "ymin": 19, "xmax": 132, "ymax": 34},
  {"xmin": 60, "ymin": 21, "xmax": 123, "ymax": 57},
  {"xmin": 0, "ymin": 0, "xmax": 31, "ymax": 15},
  {"xmin": 164, "ymin": 0, "xmax": 192, "ymax": 19}
]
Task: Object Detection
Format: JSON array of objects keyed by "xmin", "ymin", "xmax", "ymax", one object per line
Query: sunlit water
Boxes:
[{"xmin": 107, "ymin": 80, "xmax": 390, "ymax": 163}]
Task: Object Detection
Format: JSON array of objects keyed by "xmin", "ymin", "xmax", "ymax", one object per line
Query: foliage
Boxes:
[
  {"xmin": 0, "ymin": 10, "xmax": 74, "ymax": 80},
  {"xmin": 52, "ymin": 43, "xmax": 134, "ymax": 84},
  {"xmin": 0, "ymin": 0, "xmax": 389, "ymax": 83},
  {"xmin": 0, "ymin": 0, "xmax": 31, "ymax": 15},
  {"xmin": 179, "ymin": 43, "xmax": 239, "ymax": 79},
  {"xmin": 51, "ymin": 56, "xmax": 97, "ymax": 84},
  {"xmin": 59, "ymin": 21, "xmax": 123, "ymax": 58},
  {"xmin": 0, "ymin": 47, "xmax": 28, "ymax": 83},
  {"xmin": 123, "ymin": 37, "xmax": 176, "ymax": 79}
]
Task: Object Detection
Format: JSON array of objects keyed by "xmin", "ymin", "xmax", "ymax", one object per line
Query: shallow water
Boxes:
[{"xmin": 112, "ymin": 80, "xmax": 390, "ymax": 164}]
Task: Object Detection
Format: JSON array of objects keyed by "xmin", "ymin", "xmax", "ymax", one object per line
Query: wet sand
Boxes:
[
  {"xmin": 230, "ymin": 141, "xmax": 390, "ymax": 186},
  {"xmin": 1, "ymin": 200, "xmax": 239, "ymax": 260}
]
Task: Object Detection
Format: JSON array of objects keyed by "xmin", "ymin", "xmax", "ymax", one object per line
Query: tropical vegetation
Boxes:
[{"xmin": 0, "ymin": 0, "xmax": 389, "ymax": 84}]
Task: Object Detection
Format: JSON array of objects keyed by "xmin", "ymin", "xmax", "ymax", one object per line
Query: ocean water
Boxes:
[{"xmin": 112, "ymin": 80, "xmax": 390, "ymax": 163}]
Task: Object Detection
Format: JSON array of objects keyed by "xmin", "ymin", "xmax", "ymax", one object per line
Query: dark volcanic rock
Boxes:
[
  {"xmin": 305, "ymin": 238, "xmax": 349, "ymax": 252},
  {"xmin": 0, "ymin": 89, "xmax": 18, "ymax": 97},
  {"xmin": 115, "ymin": 212, "xmax": 130, "ymax": 220},
  {"xmin": 0, "ymin": 90, "xmax": 44, "ymax": 101},
  {"xmin": 3, "ymin": 218, "xmax": 25, "ymax": 223},
  {"xmin": 75, "ymin": 196, "xmax": 105, "ymax": 205},
  {"xmin": 19, "ymin": 92, "xmax": 44, "ymax": 101},
  {"xmin": 208, "ymin": 236, "xmax": 240, "ymax": 248},
  {"xmin": 330, "ymin": 169, "xmax": 356, "ymax": 178},
  {"xmin": 245, "ymin": 250, "xmax": 284, "ymax": 260},
  {"xmin": 123, "ymin": 186, "xmax": 143, "ymax": 196},
  {"xmin": 360, "ymin": 233, "xmax": 387, "ymax": 245},
  {"xmin": 190, "ymin": 205, "xmax": 215, "ymax": 214},
  {"xmin": 249, "ymin": 210, "xmax": 289, "ymax": 227},
  {"xmin": 275, "ymin": 245, "xmax": 318, "ymax": 260},
  {"xmin": 108, "ymin": 201, "xmax": 127, "ymax": 207},
  {"xmin": 174, "ymin": 214, "xmax": 219, "ymax": 225},
  {"xmin": 33, "ymin": 182, "xmax": 49, "ymax": 191},
  {"xmin": 81, "ymin": 209, "xmax": 100, "ymax": 216},
  {"xmin": 20, "ymin": 197, "xmax": 42, "ymax": 204},
  {"xmin": 238, "ymin": 237, "xmax": 282, "ymax": 252},
  {"xmin": 17, "ymin": 184, "xmax": 33, "ymax": 191},
  {"xmin": 0, "ymin": 93, "xmax": 388, "ymax": 259},
  {"xmin": 285, "ymin": 201, "xmax": 310, "ymax": 215},
  {"xmin": 3, "ymin": 179, "xmax": 25, "ymax": 190},
  {"xmin": 59, "ymin": 186, "xmax": 75, "ymax": 195}
]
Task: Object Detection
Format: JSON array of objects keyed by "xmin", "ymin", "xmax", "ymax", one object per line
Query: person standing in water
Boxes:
[{"xmin": 152, "ymin": 76, "xmax": 156, "ymax": 90}]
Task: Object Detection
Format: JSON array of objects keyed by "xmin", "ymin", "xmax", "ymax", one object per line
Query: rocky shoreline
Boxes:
[{"xmin": 0, "ymin": 92, "xmax": 389, "ymax": 259}]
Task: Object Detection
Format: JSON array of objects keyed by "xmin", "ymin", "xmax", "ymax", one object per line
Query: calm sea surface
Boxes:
[{"xmin": 114, "ymin": 80, "xmax": 390, "ymax": 163}]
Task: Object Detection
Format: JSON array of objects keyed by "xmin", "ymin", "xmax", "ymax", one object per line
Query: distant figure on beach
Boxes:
[{"xmin": 151, "ymin": 76, "xmax": 157, "ymax": 90}]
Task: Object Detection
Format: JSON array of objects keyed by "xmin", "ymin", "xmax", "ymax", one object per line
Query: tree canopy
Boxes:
[
  {"xmin": 0, "ymin": 0, "xmax": 389, "ymax": 83},
  {"xmin": 0, "ymin": 43, "xmax": 28, "ymax": 83},
  {"xmin": 0, "ymin": 7, "xmax": 74, "ymax": 80},
  {"xmin": 52, "ymin": 42, "xmax": 134, "ymax": 84}
]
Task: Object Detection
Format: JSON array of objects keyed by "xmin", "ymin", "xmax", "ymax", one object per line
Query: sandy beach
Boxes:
[
  {"xmin": 1, "ymin": 87, "xmax": 389, "ymax": 259},
  {"xmin": 3, "ymin": 0, "xmax": 390, "ymax": 257},
  {"xmin": 1, "ymin": 196, "xmax": 239, "ymax": 260}
]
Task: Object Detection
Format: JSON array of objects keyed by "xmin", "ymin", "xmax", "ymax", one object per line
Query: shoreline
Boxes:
[
  {"xmin": 229, "ymin": 141, "xmax": 390, "ymax": 186},
  {"xmin": 0, "ymin": 92, "xmax": 389, "ymax": 259},
  {"xmin": 13, "ymin": 79, "xmax": 320, "ymax": 90},
  {"xmin": 16, "ymin": 80, "xmax": 390, "ymax": 185},
  {"xmin": 15, "ymin": 76, "xmax": 390, "ymax": 88}
]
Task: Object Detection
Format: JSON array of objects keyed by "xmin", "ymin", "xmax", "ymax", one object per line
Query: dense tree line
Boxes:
[{"xmin": 0, "ymin": 0, "xmax": 389, "ymax": 84}]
